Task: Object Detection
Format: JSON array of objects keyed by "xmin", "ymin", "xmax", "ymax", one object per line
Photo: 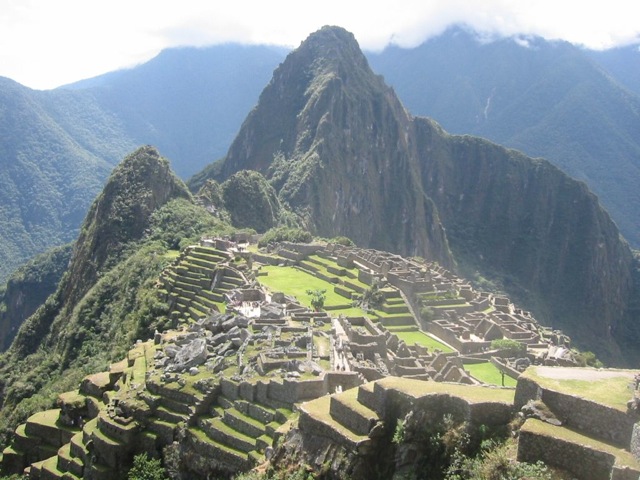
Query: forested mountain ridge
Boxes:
[
  {"xmin": 204, "ymin": 26, "xmax": 638, "ymax": 365},
  {"xmin": 0, "ymin": 77, "xmax": 135, "ymax": 282},
  {"xmin": 0, "ymin": 146, "xmax": 227, "ymax": 438}
]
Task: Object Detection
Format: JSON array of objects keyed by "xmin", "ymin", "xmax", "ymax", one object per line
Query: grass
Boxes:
[
  {"xmin": 524, "ymin": 368, "xmax": 634, "ymax": 411},
  {"xmin": 313, "ymin": 336, "xmax": 331, "ymax": 357},
  {"xmin": 258, "ymin": 266, "xmax": 366, "ymax": 315},
  {"xmin": 301, "ymin": 396, "xmax": 369, "ymax": 442},
  {"xmin": 163, "ymin": 249, "xmax": 181, "ymax": 260},
  {"xmin": 522, "ymin": 418, "xmax": 640, "ymax": 469},
  {"xmin": 334, "ymin": 387, "xmax": 378, "ymax": 419},
  {"xmin": 376, "ymin": 376, "xmax": 516, "ymax": 404},
  {"xmin": 391, "ymin": 329, "xmax": 454, "ymax": 353},
  {"xmin": 464, "ymin": 362, "xmax": 517, "ymax": 387}
]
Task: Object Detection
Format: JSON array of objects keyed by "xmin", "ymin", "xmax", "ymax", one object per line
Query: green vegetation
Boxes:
[
  {"xmin": 222, "ymin": 170, "xmax": 281, "ymax": 233},
  {"xmin": 392, "ymin": 419, "xmax": 405, "ymax": 444},
  {"xmin": 258, "ymin": 227, "xmax": 313, "ymax": 247},
  {"xmin": 234, "ymin": 467, "xmax": 316, "ymax": 480},
  {"xmin": 390, "ymin": 329, "xmax": 454, "ymax": 353},
  {"xmin": 573, "ymin": 350, "xmax": 604, "ymax": 368},
  {"xmin": 0, "ymin": 149, "xmax": 236, "ymax": 444},
  {"xmin": 490, "ymin": 339, "xmax": 526, "ymax": 357},
  {"xmin": 377, "ymin": 377, "xmax": 516, "ymax": 404},
  {"xmin": 463, "ymin": 362, "xmax": 517, "ymax": 387},
  {"xmin": 446, "ymin": 439, "xmax": 552, "ymax": 480},
  {"xmin": 306, "ymin": 289, "xmax": 327, "ymax": 311},
  {"xmin": 258, "ymin": 266, "xmax": 360, "ymax": 314},
  {"xmin": 523, "ymin": 369, "xmax": 633, "ymax": 411},
  {"xmin": 0, "ymin": 243, "xmax": 73, "ymax": 350},
  {"xmin": 522, "ymin": 418, "xmax": 640, "ymax": 469},
  {"xmin": 127, "ymin": 453, "xmax": 168, "ymax": 480}
]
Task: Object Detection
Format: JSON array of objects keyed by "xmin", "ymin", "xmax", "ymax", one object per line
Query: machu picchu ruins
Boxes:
[{"xmin": 2, "ymin": 236, "xmax": 639, "ymax": 479}]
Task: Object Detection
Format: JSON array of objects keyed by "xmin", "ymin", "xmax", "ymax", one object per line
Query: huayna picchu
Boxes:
[{"xmin": 1, "ymin": 24, "xmax": 640, "ymax": 480}]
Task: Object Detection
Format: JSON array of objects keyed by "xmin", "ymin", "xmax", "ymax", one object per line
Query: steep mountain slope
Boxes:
[
  {"xmin": 367, "ymin": 28, "xmax": 640, "ymax": 246},
  {"xmin": 0, "ymin": 46, "xmax": 286, "ymax": 284},
  {"xmin": 588, "ymin": 43, "xmax": 640, "ymax": 96},
  {"xmin": 217, "ymin": 27, "xmax": 453, "ymax": 267},
  {"xmin": 0, "ymin": 244, "xmax": 72, "ymax": 351},
  {"xmin": 9, "ymin": 146, "xmax": 190, "ymax": 358},
  {"xmin": 0, "ymin": 146, "xmax": 225, "ymax": 439},
  {"xmin": 204, "ymin": 25, "xmax": 638, "ymax": 364},
  {"xmin": 0, "ymin": 77, "xmax": 135, "ymax": 283}
]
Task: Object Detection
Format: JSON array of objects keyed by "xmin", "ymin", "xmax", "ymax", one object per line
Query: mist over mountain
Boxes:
[
  {"xmin": 367, "ymin": 27, "xmax": 640, "ymax": 246},
  {"xmin": 587, "ymin": 43, "xmax": 640, "ymax": 96}
]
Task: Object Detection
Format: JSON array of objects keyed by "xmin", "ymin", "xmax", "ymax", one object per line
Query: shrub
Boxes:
[
  {"xmin": 329, "ymin": 236, "xmax": 354, "ymax": 247},
  {"xmin": 306, "ymin": 289, "xmax": 327, "ymax": 311},
  {"xmin": 392, "ymin": 419, "xmax": 405, "ymax": 444},
  {"xmin": 490, "ymin": 339, "xmax": 526, "ymax": 357},
  {"xmin": 258, "ymin": 227, "xmax": 313, "ymax": 247},
  {"xmin": 128, "ymin": 453, "xmax": 167, "ymax": 480}
]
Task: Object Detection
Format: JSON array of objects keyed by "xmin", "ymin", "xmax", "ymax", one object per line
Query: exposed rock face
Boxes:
[
  {"xmin": 207, "ymin": 26, "xmax": 638, "ymax": 363},
  {"xmin": 412, "ymin": 120, "xmax": 635, "ymax": 358},
  {"xmin": 218, "ymin": 26, "xmax": 453, "ymax": 268}
]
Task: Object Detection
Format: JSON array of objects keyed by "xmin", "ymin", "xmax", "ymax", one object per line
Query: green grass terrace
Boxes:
[
  {"xmin": 257, "ymin": 265, "xmax": 366, "ymax": 317},
  {"xmin": 463, "ymin": 361, "xmax": 517, "ymax": 387},
  {"xmin": 385, "ymin": 326, "xmax": 454, "ymax": 353}
]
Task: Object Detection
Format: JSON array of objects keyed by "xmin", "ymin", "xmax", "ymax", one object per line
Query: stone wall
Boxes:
[
  {"xmin": 280, "ymin": 242, "xmax": 323, "ymax": 256},
  {"xmin": 515, "ymin": 376, "xmax": 637, "ymax": 448},
  {"xmin": 518, "ymin": 420, "xmax": 622, "ymax": 480}
]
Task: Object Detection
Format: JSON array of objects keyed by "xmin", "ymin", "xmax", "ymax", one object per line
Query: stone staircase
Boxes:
[
  {"xmin": 159, "ymin": 245, "xmax": 246, "ymax": 324},
  {"xmin": 187, "ymin": 392, "xmax": 293, "ymax": 472}
]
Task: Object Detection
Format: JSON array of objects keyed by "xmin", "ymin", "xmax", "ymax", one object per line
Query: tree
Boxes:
[
  {"xmin": 128, "ymin": 453, "xmax": 168, "ymax": 480},
  {"xmin": 306, "ymin": 289, "xmax": 327, "ymax": 311}
]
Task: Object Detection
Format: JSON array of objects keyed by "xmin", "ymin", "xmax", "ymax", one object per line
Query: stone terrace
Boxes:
[
  {"xmin": 515, "ymin": 366, "xmax": 640, "ymax": 480},
  {"xmin": 0, "ymin": 238, "xmax": 582, "ymax": 479},
  {"xmin": 260, "ymin": 241, "xmax": 573, "ymax": 384}
]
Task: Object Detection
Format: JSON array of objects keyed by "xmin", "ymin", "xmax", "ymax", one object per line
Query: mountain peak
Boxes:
[
  {"xmin": 61, "ymin": 145, "xmax": 190, "ymax": 305},
  {"xmin": 297, "ymin": 25, "xmax": 362, "ymax": 61},
  {"xmin": 214, "ymin": 26, "xmax": 453, "ymax": 267}
]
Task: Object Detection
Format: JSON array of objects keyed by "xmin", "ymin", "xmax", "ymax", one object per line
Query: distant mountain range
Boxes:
[
  {"xmin": 367, "ymin": 27, "xmax": 640, "ymax": 247},
  {"xmin": 0, "ymin": 27, "xmax": 638, "ymax": 285},
  {"xmin": 0, "ymin": 28, "xmax": 639, "ymax": 454}
]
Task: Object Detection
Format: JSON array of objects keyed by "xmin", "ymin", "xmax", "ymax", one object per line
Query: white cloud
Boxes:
[{"xmin": 0, "ymin": 0, "xmax": 638, "ymax": 89}]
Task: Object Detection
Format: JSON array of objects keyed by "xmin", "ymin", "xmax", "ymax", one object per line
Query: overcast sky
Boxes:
[{"xmin": 1, "ymin": 0, "xmax": 639, "ymax": 90}]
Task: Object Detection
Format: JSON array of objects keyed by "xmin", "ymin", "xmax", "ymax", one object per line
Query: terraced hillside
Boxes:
[{"xmin": 0, "ymin": 237, "xmax": 592, "ymax": 478}]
